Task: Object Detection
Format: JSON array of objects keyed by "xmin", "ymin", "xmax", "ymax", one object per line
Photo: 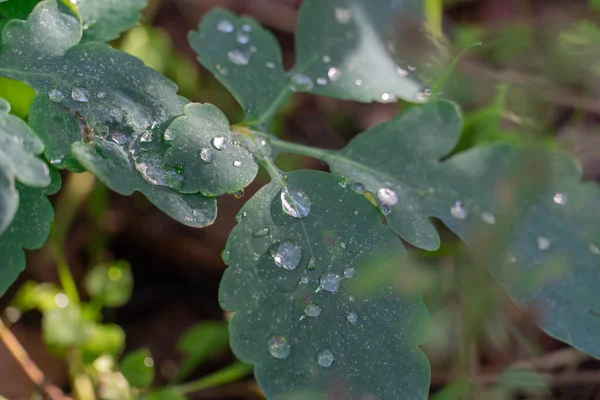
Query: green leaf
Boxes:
[
  {"xmin": 312, "ymin": 99, "xmax": 600, "ymax": 359},
  {"xmin": 42, "ymin": 304, "xmax": 87, "ymax": 349},
  {"xmin": 82, "ymin": 323, "xmax": 126, "ymax": 360},
  {"xmin": 0, "ymin": 170, "xmax": 60, "ymax": 297},
  {"xmin": 164, "ymin": 103, "xmax": 258, "ymax": 196},
  {"xmin": 120, "ymin": 348, "xmax": 155, "ymax": 388},
  {"xmin": 220, "ymin": 170, "xmax": 429, "ymax": 399},
  {"xmin": 0, "ymin": 0, "xmax": 220, "ymax": 228},
  {"xmin": 190, "ymin": 1, "xmax": 446, "ymax": 126},
  {"xmin": 0, "ymin": 97, "xmax": 50, "ymax": 234},
  {"xmin": 84, "ymin": 260, "xmax": 133, "ymax": 307},
  {"xmin": 172, "ymin": 321, "xmax": 229, "ymax": 383},
  {"xmin": 77, "ymin": 0, "xmax": 148, "ymax": 43},
  {"xmin": 11, "ymin": 281, "xmax": 62, "ymax": 312}
]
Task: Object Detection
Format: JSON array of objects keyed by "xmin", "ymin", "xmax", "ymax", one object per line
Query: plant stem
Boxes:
[
  {"xmin": 424, "ymin": 0, "xmax": 443, "ymax": 38},
  {"xmin": 265, "ymin": 136, "xmax": 333, "ymax": 162},
  {"xmin": 0, "ymin": 319, "xmax": 72, "ymax": 400},
  {"xmin": 172, "ymin": 362, "xmax": 253, "ymax": 395}
]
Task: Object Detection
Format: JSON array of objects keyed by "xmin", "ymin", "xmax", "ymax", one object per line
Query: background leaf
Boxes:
[
  {"xmin": 220, "ymin": 170, "xmax": 430, "ymax": 399},
  {"xmin": 120, "ymin": 348, "xmax": 155, "ymax": 388},
  {"xmin": 84, "ymin": 260, "xmax": 133, "ymax": 308},
  {"xmin": 77, "ymin": 0, "xmax": 148, "ymax": 43}
]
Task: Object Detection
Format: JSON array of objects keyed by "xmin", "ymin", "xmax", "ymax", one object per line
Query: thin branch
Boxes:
[{"xmin": 0, "ymin": 319, "xmax": 71, "ymax": 400}]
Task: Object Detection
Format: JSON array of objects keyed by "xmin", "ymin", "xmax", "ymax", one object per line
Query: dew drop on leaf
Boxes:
[
  {"xmin": 234, "ymin": 189, "xmax": 245, "ymax": 199},
  {"xmin": 322, "ymin": 55, "xmax": 331, "ymax": 63},
  {"xmin": 306, "ymin": 257, "xmax": 316, "ymax": 271},
  {"xmin": 327, "ymin": 67, "xmax": 342, "ymax": 81},
  {"xmin": 338, "ymin": 177, "xmax": 348, "ymax": 188},
  {"xmin": 217, "ymin": 19, "xmax": 234, "ymax": 33},
  {"xmin": 380, "ymin": 204, "xmax": 392, "ymax": 215},
  {"xmin": 344, "ymin": 267, "xmax": 355, "ymax": 278},
  {"xmin": 320, "ymin": 273, "xmax": 341, "ymax": 293},
  {"xmin": 140, "ymin": 131, "xmax": 154, "ymax": 142},
  {"xmin": 396, "ymin": 66, "xmax": 409, "ymax": 77},
  {"xmin": 304, "ymin": 304, "xmax": 322, "ymax": 318},
  {"xmin": 381, "ymin": 92, "xmax": 397, "ymax": 103},
  {"xmin": 211, "ymin": 136, "xmax": 229, "ymax": 150},
  {"xmin": 236, "ymin": 31, "xmax": 250, "ymax": 44},
  {"xmin": 268, "ymin": 335, "xmax": 291, "ymax": 359},
  {"xmin": 253, "ymin": 227, "xmax": 270, "ymax": 238},
  {"xmin": 376, "ymin": 187, "xmax": 398, "ymax": 206},
  {"xmin": 553, "ymin": 193, "xmax": 567, "ymax": 205},
  {"xmin": 281, "ymin": 186, "xmax": 312, "ymax": 218},
  {"xmin": 481, "ymin": 212, "xmax": 495, "ymax": 225},
  {"xmin": 50, "ymin": 155, "xmax": 64, "ymax": 165},
  {"xmin": 71, "ymin": 87, "xmax": 89, "ymax": 102},
  {"xmin": 289, "ymin": 74, "xmax": 314, "ymax": 92},
  {"xmin": 334, "ymin": 7, "xmax": 353, "ymax": 24},
  {"xmin": 241, "ymin": 24, "xmax": 252, "ymax": 32},
  {"xmin": 353, "ymin": 210, "xmax": 359, "ymax": 216},
  {"xmin": 216, "ymin": 64, "xmax": 229, "ymax": 76},
  {"xmin": 317, "ymin": 349, "xmax": 335, "ymax": 368},
  {"xmin": 537, "ymin": 236, "xmax": 550, "ymax": 251},
  {"xmin": 48, "ymin": 89, "xmax": 64, "ymax": 102},
  {"xmin": 270, "ymin": 241, "xmax": 302, "ymax": 270},
  {"xmin": 221, "ymin": 249, "xmax": 231, "ymax": 264},
  {"xmin": 450, "ymin": 201, "xmax": 468, "ymax": 220},
  {"xmin": 347, "ymin": 312, "xmax": 358, "ymax": 324},
  {"xmin": 227, "ymin": 49, "xmax": 250, "ymax": 66},
  {"xmin": 316, "ymin": 77, "xmax": 328, "ymax": 86},
  {"xmin": 111, "ymin": 132, "xmax": 127, "ymax": 145},
  {"xmin": 97, "ymin": 91, "xmax": 106, "ymax": 99},
  {"xmin": 265, "ymin": 62, "xmax": 275, "ymax": 69},
  {"xmin": 300, "ymin": 276, "xmax": 309, "ymax": 284},
  {"xmin": 352, "ymin": 182, "xmax": 365, "ymax": 194},
  {"xmin": 233, "ymin": 160, "xmax": 242, "ymax": 167},
  {"xmin": 590, "ymin": 243, "xmax": 600, "ymax": 255},
  {"xmin": 199, "ymin": 147, "xmax": 214, "ymax": 163},
  {"xmin": 355, "ymin": 79, "xmax": 363, "ymax": 86},
  {"xmin": 235, "ymin": 212, "xmax": 247, "ymax": 223}
]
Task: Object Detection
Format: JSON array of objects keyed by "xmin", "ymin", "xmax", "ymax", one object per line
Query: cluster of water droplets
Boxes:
[{"xmin": 216, "ymin": 18, "xmax": 257, "ymax": 72}]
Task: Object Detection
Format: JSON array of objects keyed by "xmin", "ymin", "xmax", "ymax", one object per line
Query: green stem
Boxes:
[
  {"xmin": 261, "ymin": 156, "xmax": 286, "ymax": 187},
  {"xmin": 424, "ymin": 0, "xmax": 443, "ymax": 38},
  {"xmin": 266, "ymin": 136, "xmax": 333, "ymax": 162},
  {"xmin": 171, "ymin": 362, "xmax": 253, "ymax": 395}
]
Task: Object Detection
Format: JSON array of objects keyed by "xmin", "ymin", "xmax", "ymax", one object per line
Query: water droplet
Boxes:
[
  {"xmin": 396, "ymin": 66, "xmax": 409, "ymax": 77},
  {"xmin": 270, "ymin": 241, "xmax": 302, "ymax": 270},
  {"xmin": 353, "ymin": 210, "xmax": 359, "ymax": 216},
  {"xmin": 235, "ymin": 212, "xmax": 246, "ymax": 223},
  {"xmin": 348, "ymin": 295, "xmax": 355, "ymax": 302},
  {"xmin": 254, "ymin": 227, "xmax": 270, "ymax": 237},
  {"xmin": 216, "ymin": 64, "xmax": 229, "ymax": 76},
  {"xmin": 54, "ymin": 293, "xmax": 69, "ymax": 308},
  {"xmin": 221, "ymin": 250, "xmax": 231, "ymax": 264},
  {"xmin": 304, "ymin": 304, "xmax": 321, "ymax": 317},
  {"xmin": 82, "ymin": 18, "xmax": 96, "ymax": 30},
  {"xmin": 217, "ymin": 19, "xmax": 234, "ymax": 33},
  {"xmin": 50, "ymin": 156, "xmax": 64, "ymax": 165},
  {"xmin": 352, "ymin": 182, "xmax": 365, "ymax": 194},
  {"xmin": 316, "ymin": 77, "xmax": 328, "ymax": 86},
  {"xmin": 338, "ymin": 177, "xmax": 348, "ymax": 188},
  {"xmin": 347, "ymin": 312, "xmax": 358, "ymax": 324},
  {"xmin": 376, "ymin": 187, "xmax": 398, "ymax": 206},
  {"xmin": 236, "ymin": 31, "xmax": 250, "ymax": 44},
  {"xmin": 306, "ymin": 257, "xmax": 316, "ymax": 271},
  {"xmin": 408, "ymin": 65, "xmax": 416, "ymax": 71},
  {"xmin": 199, "ymin": 147, "xmax": 214, "ymax": 163},
  {"xmin": 481, "ymin": 212, "xmax": 495, "ymax": 225},
  {"xmin": 234, "ymin": 190, "xmax": 245, "ymax": 199},
  {"xmin": 300, "ymin": 276, "xmax": 309, "ymax": 284},
  {"xmin": 48, "ymin": 89, "xmax": 64, "ymax": 102},
  {"xmin": 268, "ymin": 335, "xmax": 291, "ymax": 359},
  {"xmin": 327, "ymin": 67, "xmax": 342, "ymax": 81},
  {"xmin": 381, "ymin": 92, "xmax": 396, "ymax": 103},
  {"xmin": 211, "ymin": 136, "xmax": 229, "ymax": 150},
  {"xmin": 111, "ymin": 132, "xmax": 127, "ymax": 145},
  {"xmin": 537, "ymin": 236, "xmax": 550, "ymax": 251},
  {"xmin": 322, "ymin": 55, "xmax": 331, "ymax": 63},
  {"xmin": 71, "ymin": 87, "xmax": 89, "ymax": 102},
  {"xmin": 344, "ymin": 267, "xmax": 355, "ymax": 278},
  {"xmin": 415, "ymin": 91, "xmax": 428, "ymax": 101},
  {"xmin": 553, "ymin": 193, "xmax": 567, "ymax": 205},
  {"xmin": 97, "ymin": 92, "xmax": 106, "ymax": 99},
  {"xmin": 266, "ymin": 62, "xmax": 275, "ymax": 69},
  {"xmin": 233, "ymin": 160, "xmax": 242, "ymax": 167},
  {"xmin": 227, "ymin": 49, "xmax": 250, "ymax": 66},
  {"xmin": 289, "ymin": 74, "xmax": 313, "ymax": 92},
  {"xmin": 241, "ymin": 24, "xmax": 252, "ymax": 32},
  {"xmin": 334, "ymin": 7, "xmax": 353, "ymax": 24},
  {"xmin": 590, "ymin": 243, "xmax": 600, "ymax": 255},
  {"xmin": 450, "ymin": 201, "xmax": 468, "ymax": 220},
  {"xmin": 281, "ymin": 186, "xmax": 311, "ymax": 218},
  {"xmin": 355, "ymin": 79, "xmax": 363, "ymax": 86},
  {"xmin": 380, "ymin": 204, "xmax": 392, "ymax": 215},
  {"xmin": 317, "ymin": 349, "xmax": 335, "ymax": 368},
  {"xmin": 140, "ymin": 131, "xmax": 154, "ymax": 142},
  {"xmin": 320, "ymin": 273, "xmax": 341, "ymax": 293}
]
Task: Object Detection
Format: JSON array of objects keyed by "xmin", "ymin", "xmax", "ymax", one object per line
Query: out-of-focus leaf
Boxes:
[
  {"xmin": 120, "ymin": 348, "xmax": 155, "ymax": 388},
  {"xmin": 42, "ymin": 304, "xmax": 88, "ymax": 349},
  {"xmin": 84, "ymin": 260, "xmax": 133, "ymax": 307},
  {"xmin": 11, "ymin": 281, "xmax": 61, "ymax": 312}
]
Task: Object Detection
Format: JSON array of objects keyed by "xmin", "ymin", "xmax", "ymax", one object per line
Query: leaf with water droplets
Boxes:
[
  {"xmin": 163, "ymin": 103, "xmax": 258, "ymax": 197},
  {"xmin": 220, "ymin": 171, "xmax": 429, "ymax": 399},
  {"xmin": 0, "ymin": 0, "xmax": 217, "ymax": 228},
  {"xmin": 0, "ymin": 98, "xmax": 50, "ymax": 235},
  {"xmin": 0, "ymin": 169, "xmax": 61, "ymax": 297},
  {"xmin": 314, "ymin": 99, "xmax": 600, "ymax": 359}
]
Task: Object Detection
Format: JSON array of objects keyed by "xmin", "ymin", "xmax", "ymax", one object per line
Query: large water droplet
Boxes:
[
  {"xmin": 221, "ymin": 250, "xmax": 231, "ymax": 264},
  {"xmin": 481, "ymin": 212, "xmax": 495, "ymax": 225},
  {"xmin": 233, "ymin": 160, "xmax": 242, "ymax": 167},
  {"xmin": 211, "ymin": 136, "xmax": 229, "ymax": 150},
  {"xmin": 253, "ymin": 227, "xmax": 270, "ymax": 238},
  {"xmin": 352, "ymin": 182, "xmax": 365, "ymax": 194},
  {"xmin": 334, "ymin": 7, "xmax": 353, "ymax": 24},
  {"xmin": 344, "ymin": 267, "xmax": 355, "ymax": 279},
  {"xmin": 537, "ymin": 236, "xmax": 550, "ymax": 251},
  {"xmin": 268, "ymin": 335, "xmax": 291, "ymax": 359},
  {"xmin": 450, "ymin": 201, "xmax": 468, "ymax": 220},
  {"xmin": 377, "ymin": 187, "xmax": 398, "ymax": 206},
  {"xmin": 199, "ymin": 147, "xmax": 214, "ymax": 163},
  {"xmin": 380, "ymin": 204, "xmax": 392, "ymax": 215},
  {"xmin": 217, "ymin": 19, "xmax": 235, "ymax": 33},
  {"xmin": 327, "ymin": 67, "xmax": 342, "ymax": 81},
  {"xmin": 281, "ymin": 186, "xmax": 312, "ymax": 218},
  {"xmin": 396, "ymin": 66, "xmax": 409, "ymax": 77},
  {"xmin": 553, "ymin": 193, "xmax": 567, "ymax": 205},
  {"xmin": 289, "ymin": 74, "xmax": 314, "ymax": 92},
  {"xmin": 320, "ymin": 273, "xmax": 341, "ymax": 293},
  {"xmin": 304, "ymin": 304, "xmax": 322, "ymax": 318},
  {"xmin": 227, "ymin": 49, "xmax": 250, "ymax": 66},
  {"xmin": 317, "ymin": 349, "xmax": 335, "ymax": 368},
  {"xmin": 48, "ymin": 89, "xmax": 64, "ymax": 102},
  {"xmin": 270, "ymin": 241, "xmax": 302, "ymax": 270},
  {"xmin": 71, "ymin": 87, "xmax": 89, "ymax": 102},
  {"xmin": 234, "ymin": 190, "xmax": 245, "ymax": 199},
  {"xmin": 306, "ymin": 257, "xmax": 316, "ymax": 271},
  {"xmin": 347, "ymin": 312, "xmax": 358, "ymax": 324},
  {"xmin": 111, "ymin": 132, "xmax": 127, "ymax": 145}
]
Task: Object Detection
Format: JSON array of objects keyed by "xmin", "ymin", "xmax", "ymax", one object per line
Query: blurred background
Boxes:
[{"xmin": 2, "ymin": 0, "xmax": 600, "ymax": 399}]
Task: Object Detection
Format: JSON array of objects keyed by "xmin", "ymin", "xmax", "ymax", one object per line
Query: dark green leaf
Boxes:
[
  {"xmin": 120, "ymin": 348, "xmax": 155, "ymax": 387},
  {"xmin": 77, "ymin": 0, "xmax": 148, "ymax": 42},
  {"xmin": 84, "ymin": 260, "xmax": 133, "ymax": 308},
  {"xmin": 0, "ymin": 98, "xmax": 50, "ymax": 234},
  {"xmin": 0, "ymin": 169, "xmax": 60, "ymax": 297},
  {"xmin": 220, "ymin": 170, "xmax": 429, "ymax": 399},
  {"xmin": 0, "ymin": 0, "xmax": 220, "ymax": 227}
]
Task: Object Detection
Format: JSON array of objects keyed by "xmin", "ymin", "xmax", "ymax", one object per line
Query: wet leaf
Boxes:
[
  {"xmin": 0, "ymin": 0, "xmax": 217, "ymax": 227},
  {"xmin": 220, "ymin": 170, "xmax": 429, "ymax": 399}
]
